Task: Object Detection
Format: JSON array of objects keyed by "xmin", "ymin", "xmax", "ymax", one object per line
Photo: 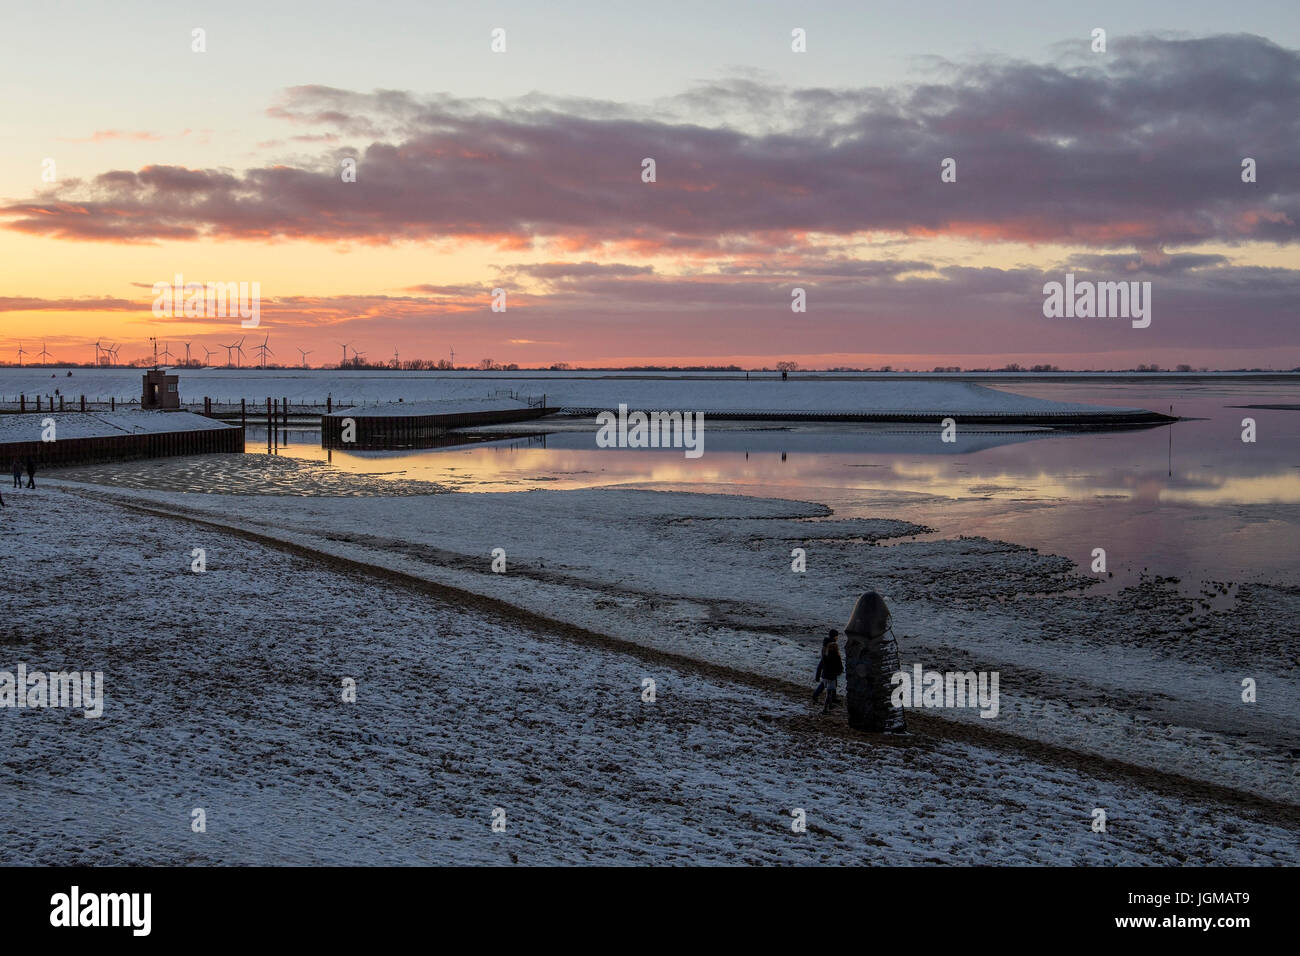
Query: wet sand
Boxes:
[{"xmin": 52, "ymin": 452, "xmax": 451, "ymax": 497}]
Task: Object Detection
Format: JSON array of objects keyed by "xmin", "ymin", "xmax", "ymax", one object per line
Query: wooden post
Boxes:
[
  {"xmin": 267, "ymin": 397, "xmax": 273, "ymax": 452},
  {"xmin": 111, "ymin": 396, "xmax": 115, "ymax": 411},
  {"xmin": 326, "ymin": 394, "xmax": 332, "ymax": 414},
  {"xmin": 60, "ymin": 395, "xmax": 65, "ymax": 411},
  {"xmin": 80, "ymin": 395, "xmax": 86, "ymax": 412},
  {"xmin": 241, "ymin": 398, "xmax": 246, "ymax": 430},
  {"xmin": 19, "ymin": 394, "xmax": 24, "ymax": 412}
]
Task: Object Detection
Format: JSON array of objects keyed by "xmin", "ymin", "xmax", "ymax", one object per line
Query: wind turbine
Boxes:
[
  {"xmin": 220, "ymin": 337, "xmax": 246, "ymax": 367},
  {"xmin": 159, "ymin": 342, "xmax": 175, "ymax": 365},
  {"xmin": 450, "ymin": 345, "xmax": 455, "ymax": 368},
  {"xmin": 108, "ymin": 345, "xmax": 122, "ymax": 366},
  {"xmin": 297, "ymin": 347, "xmax": 312, "ymax": 368},
  {"xmin": 38, "ymin": 341, "xmax": 52, "ymax": 364},
  {"xmin": 101, "ymin": 342, "xmax": 117, "ymax": 367},
  {"xmin": 93, "ymin": 340, "xmax": 102, "ymax": 366},
  {"xmin": 336, "ymin": 341, "xmax": 353, "ymax": 366},
  {"xmin": 393, "ymin": 347, "xmax": 400, "ymax": 369},
  {"xmin": 255, "ymin": 334, "xmax": 273, "ymax": 368},
  {"xmin": 201, "ymin": 346, "xmax": 216, "ymax": 366},
  {"xmin": 182, "ymin": 341, "xmax": 193, "ymax": 366},
  {"xmin": 233, "ymin": 337, "xmax": 247, "ymax": 368},
  {"xmin": 16, "ymin": 342, "xmax": 27, "ymax": 366}
]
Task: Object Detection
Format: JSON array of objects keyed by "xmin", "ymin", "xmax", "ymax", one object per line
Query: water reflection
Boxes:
[
  {"xmin": 241, "ymin": 382, "xmax": 1299, "ymax": 585},
  {"xmin": 245, "ymin": 417, "xmax": 1299, "ymax": 508}
]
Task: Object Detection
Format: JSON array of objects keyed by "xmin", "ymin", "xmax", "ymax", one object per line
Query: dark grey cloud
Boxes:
[
  {"xmin": 2, "ymin": 34, "xmax": 1296, "ymax": 249},
  {"xmin": 507, "ymin": 262, "xmax": 656, "ymax": 280},
  {"xmin": 0, "ymin": 296, "xmax": 139, "ymax": 312}
]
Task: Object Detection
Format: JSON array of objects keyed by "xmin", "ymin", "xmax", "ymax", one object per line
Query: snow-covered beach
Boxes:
[{"xmin": 2, "ymin": 462, "xmax": 1296, "ymax": 864}]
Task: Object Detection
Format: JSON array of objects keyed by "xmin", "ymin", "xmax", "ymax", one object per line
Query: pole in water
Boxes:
[{"xmin": 1168, "ymin": 405, "xmax": 1173, "ymax": 477}]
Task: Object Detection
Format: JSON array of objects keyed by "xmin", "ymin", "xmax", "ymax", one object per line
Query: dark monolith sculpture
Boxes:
[{"xmin": 843, "ymin": 591, "xmax": 906, "ymax": 733}]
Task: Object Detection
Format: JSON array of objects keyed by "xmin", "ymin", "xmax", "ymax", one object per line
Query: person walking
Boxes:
[
  {"xmin": 819, "ymin": 633, "xmax": 843, "ymax": 712},
  {"xmin": 24, "ymin": 458, "xmax": 35, "ymax": 489},
  {"xmin": 11, "ymin": 459, "xmax": 21, "ymax": 489},
  {"xmin": 812, "ymin": 630, "xmax": 843, "ymax": 710},
  {"xmin": 813, "ymin": 631, "xmax": 833, "ymax": 702}
]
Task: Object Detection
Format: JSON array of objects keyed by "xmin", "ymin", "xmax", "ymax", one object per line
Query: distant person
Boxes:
[
  {"xmin": 812, "ymin": 630, "xmax": 843, "ymax": 711},
  {"xmin": 24, "ymin": 458, "xmax": 35, "ymax": 489},
  {"xmin": 812, "ymin": 633, "xmax": 831, "ymax": 702},
  {"xmin": 11, "ymin": 459, "xmax": 22, "ymax": 489}
]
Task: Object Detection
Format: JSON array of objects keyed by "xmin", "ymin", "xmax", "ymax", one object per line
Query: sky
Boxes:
[{"xmin": 1, "ymin": 0, "xmax": 1298, "ymax": 369}]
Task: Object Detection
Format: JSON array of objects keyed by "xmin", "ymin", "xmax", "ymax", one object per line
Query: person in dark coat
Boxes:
[
  {"xmin": 11, "ymin": 459, "xmax": 21, "ymax": 489},
  {"xmin": 812, "ymin": 630, "xmax": 836, "ymax": 703},
  {"xmin": 24, "ymin": 458, "xmax": 35, "ymax": 489},
  {"xmin": 813, "ymin": 630, "xmax": 844, "ymax": 712}
]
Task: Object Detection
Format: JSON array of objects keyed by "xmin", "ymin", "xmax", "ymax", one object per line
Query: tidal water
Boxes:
[{"xmin": 240, "ymin": 381, "xmax": 1299, "ymax": 591}]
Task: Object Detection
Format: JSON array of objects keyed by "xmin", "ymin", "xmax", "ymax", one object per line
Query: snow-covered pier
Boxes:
[
  {"xmin": 0, "ymin": 411, "xmax": 243, "ymax": 467},
  {"xmin": 548, "ymin": 381, "xmax": 1175, "ymax": 427},
  {"xmin": 321, "ymin": 397, "xmax": 556, "ymax": 448}
]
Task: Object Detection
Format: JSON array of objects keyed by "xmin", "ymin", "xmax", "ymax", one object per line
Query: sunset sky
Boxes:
[{"xmin": 2, "ymin": 1, "xmax": 1297, "ymax": 369}]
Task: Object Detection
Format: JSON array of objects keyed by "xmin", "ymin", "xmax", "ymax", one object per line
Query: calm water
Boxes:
[{"xmin": 243, "ymin": 381, "xmax": 1300, "ymax": 591}]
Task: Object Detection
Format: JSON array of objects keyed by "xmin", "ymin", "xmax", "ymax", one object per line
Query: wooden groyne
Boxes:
[{"xmin": 552, "ymin": 408, "xmax": 1177, "ymax": 428}]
